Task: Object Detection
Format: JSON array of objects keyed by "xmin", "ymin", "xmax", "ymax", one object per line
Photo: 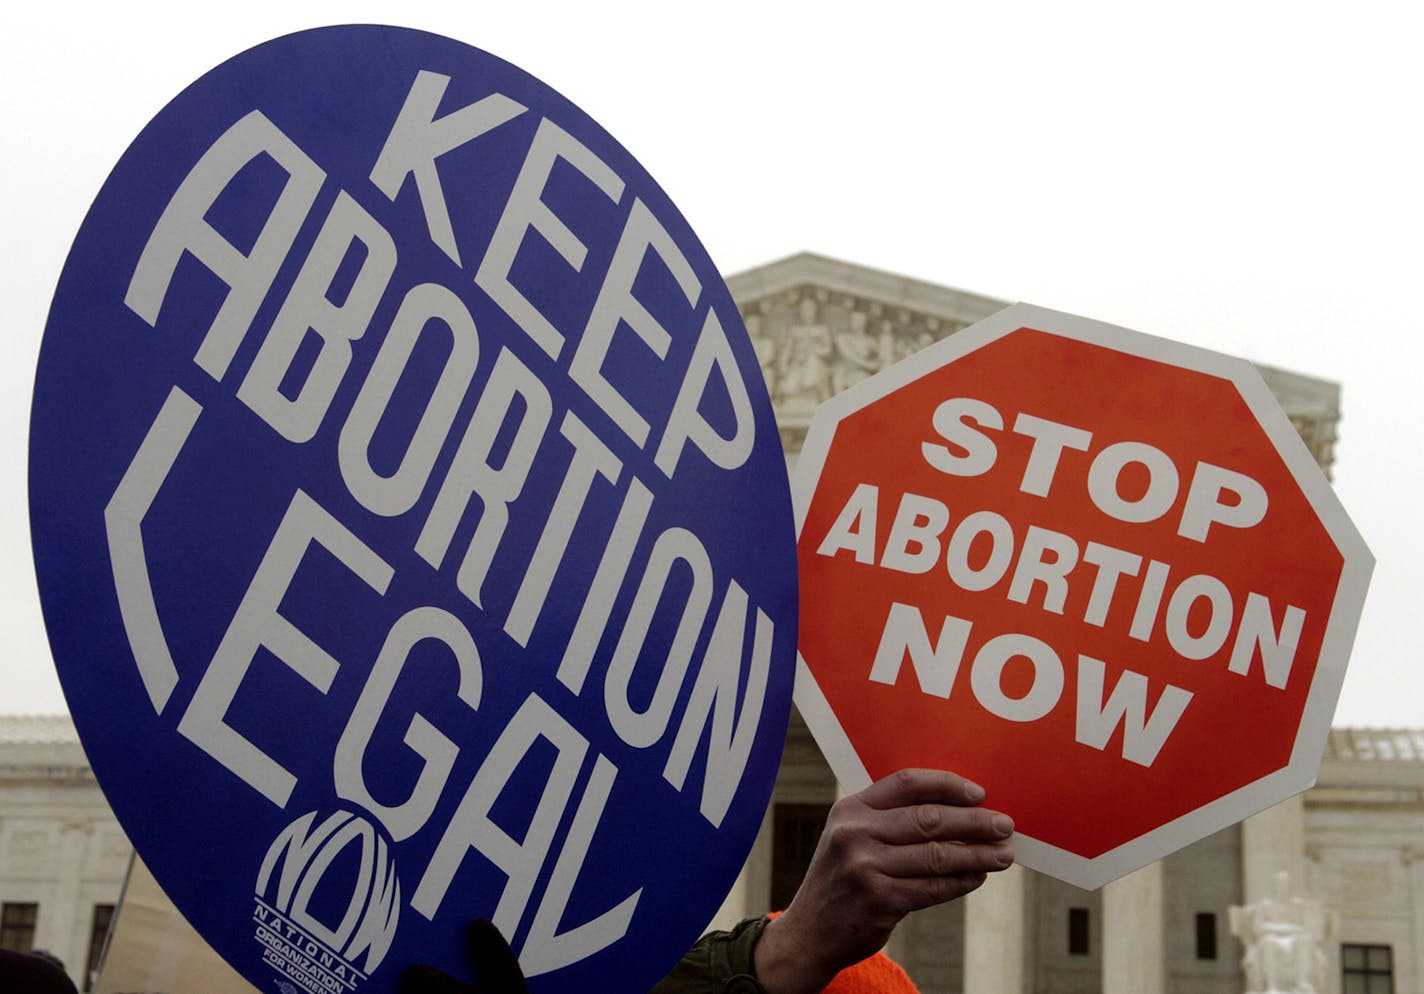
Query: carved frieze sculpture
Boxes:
[
  {"xmin": 1229, "ymin": 871, "xmax": 1337, "ymax": 994},
  {"xmin": 742, "ymin": 288, "xmax": 956, "ymax": 421}
]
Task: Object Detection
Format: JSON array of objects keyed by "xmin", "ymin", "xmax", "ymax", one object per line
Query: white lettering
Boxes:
[
  {"xmin": 1164, "ymin": 574, "xmax": 1234, "ymax": 660},
  {"xmin": 1228, "ymin": 593, "xmax": 1307, "ymax": 689},
  {"xmin": 604, "ymin": 528, "xmax": 712, "ymax": 749},
  {"xmin": 557, "ymin": 479, "xmax": 654, "ymax": 695},
  {"xmin": 1012, "ymin": 412, "xmax": 1092, "ymax": 497},
  {"xmin": 333, "ymin": 606, "xmax": 482, "ymax": 841},
  {"xmin": 370, "ymin": 71, "xmax": 526, "ymax": 266},
  {"xmin": 519, "ymin": 755, "xmax": 641, "ymax": 976},
  {"xmin": 664, "ymin": 580, "xmax": 775, "ymax": 827},
  {"xmin": 881, "ymin": 493, "xmax": 949, "ymax": 574},
  {"xmin": 411, "ymin": 694, "xmax": 586, "ymax": 932},
  {"xmin": 1129, "ymin": 559, "xmax": 1171, "ymax": 642},
  {"xmin": 179, "ymin": 491, "xmax": 392, "ymax": 806},
  {"xmin": 571, "ymin": 198, "xmax": 699, "ymax": 447},
  {"xmin": 1081, "ymin": 541, "xmax": 1143, "ymax": 628},
  {"xmin": 416, "ymin": 348, "xmax": 553, "ymax": 605},
  {"xmin": 338, "ymin": 282, "xmax": 480, "ymax": 516},
  {"xmin": 105, "ymin": 387, "xmax": 202, "ymax": 713},
  {"xmin": 1006, "ymin": 525, "xmax": 1079, "ymax": 614},
  {"xmin": 945, "ymin": 510, "xmax": 1015, "ymax": 592},
  {"xmin": 868, "ymin": 602, "xmax": 970, "ymax": 700},
  {"xmin": 126, "ymin": 111, "xmax": 325, "ymax": 381},
  {"xmin": 922, "ymin": 397, "xmax": 1001, "ymax": 476},
  {"xmin": 505, "ymin": 413, "xmax": 623, "ymax": 647},
  {"xmin": 239, "ymin": 192, "xmax": 396, "ymax": 443},
  {"xmin": 476, "ymin": 118, "xmax": 625, "ymax": 358},
  {"xmin": 654, "ymin": 307, "xmax": 756, "ymax": 479},
  {"xmin": 1179, "ymin": 462, "xmax": 1269, "ymax": 542},
  {"xmin": 1075, "ymin": 655, "xmax": 1193, "ymax": 767},
  {"xmin": 970, "ymin": 633, "xmax": 1063, "ymax": 723},
  {"xmin": 1087, "ymin": 441, "xmax": 1179, "ymax": 524},
  {"xmin": 815, "ymin": 482, "xmax": 879, "ymax": 564}
]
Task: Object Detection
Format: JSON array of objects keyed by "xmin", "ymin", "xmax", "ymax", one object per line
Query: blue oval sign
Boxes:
[{"xmin": 31, "ymin": 25, "xmax": 796, "ymax": 994}]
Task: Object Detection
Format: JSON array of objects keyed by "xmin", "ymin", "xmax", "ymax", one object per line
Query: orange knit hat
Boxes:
[
  {"xmin": 766, "ymin": 912, "xmax": 920, "ymax": 994},
  {"xmin": 822, "ymin": 950, "xmax": 920, "ymax": 994}
]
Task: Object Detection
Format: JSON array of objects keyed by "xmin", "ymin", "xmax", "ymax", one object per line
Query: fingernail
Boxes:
[
  {"xmin": 964, "ymin": 780, "xmax": 986, "ymax": 803},
  {"xmin": 993, "ymin": 814, "xmax": 1014, "ymax": 837},
  {"xmin": 996, "ymin": 844, "xmax": 1016, "ymax": 868}
]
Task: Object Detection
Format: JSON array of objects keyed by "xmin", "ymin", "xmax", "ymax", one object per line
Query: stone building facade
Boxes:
[
  {"xmin": 708, "ymin": 254, "xmax": 1409, "ymax": 994},
  {"xmin": 0, "ymin": 715, "xmax": 130, "ymax": 990},
  {"xmin": 2, "ymin": 254, "xmax": 1413, "ymax": 994}
]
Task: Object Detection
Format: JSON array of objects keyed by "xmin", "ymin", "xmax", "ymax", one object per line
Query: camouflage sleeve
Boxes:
[{"xmin": 647, "ymin": 916, "xmax": 770, "ymax": 994}]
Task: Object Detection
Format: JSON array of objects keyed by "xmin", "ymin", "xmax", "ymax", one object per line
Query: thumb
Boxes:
[{"xmin": 466, "ymin": 920, "xmax": 529, "ymax": 994}]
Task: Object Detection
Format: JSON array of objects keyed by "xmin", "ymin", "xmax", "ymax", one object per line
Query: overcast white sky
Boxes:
[{"xmin": 3, "ymin": 1, "xmax": 1419, "ymax": 728}]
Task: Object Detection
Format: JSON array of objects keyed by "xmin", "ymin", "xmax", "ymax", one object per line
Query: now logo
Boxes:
[{"xmin": 257, "ymin": 809, "xmax": 402, "ymax": 975}]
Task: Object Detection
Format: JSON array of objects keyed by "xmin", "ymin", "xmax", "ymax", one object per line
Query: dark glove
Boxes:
[{"xmin": 401, "ymin": 920, "xmax": 530, "ymax": 994}]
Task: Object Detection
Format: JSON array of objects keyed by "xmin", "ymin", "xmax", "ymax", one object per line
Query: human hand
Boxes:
[
  {"xmin": 400, "ymin": 919, "xmax": 528, "ymax": 994},
  {"xmin": 753, "ymin": 769, "xmax": 1014, "ymax": 994}
]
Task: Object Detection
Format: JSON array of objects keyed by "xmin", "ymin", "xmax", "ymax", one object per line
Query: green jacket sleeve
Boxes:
[{"xmin": 648, "ymin": 916, "xmax": 770, "ymax": 994}]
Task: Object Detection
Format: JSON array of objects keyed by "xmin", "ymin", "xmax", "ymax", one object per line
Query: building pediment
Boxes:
[
  {"xmin": 727, "ymin": 254, "xmax": 1003, "ymax": 453},
  {"xmin": 728, "ymin": 253, "xmax": 1339, "ymax": 474}
]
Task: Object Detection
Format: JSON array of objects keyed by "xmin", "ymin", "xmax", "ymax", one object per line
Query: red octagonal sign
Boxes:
[{"xmin": 793, "ymin": 304, "xmax": 1373, "ymax": 889}]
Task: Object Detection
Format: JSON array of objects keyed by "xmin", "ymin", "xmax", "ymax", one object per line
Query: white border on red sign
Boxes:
[{"xmin": 791, "ymin": 302, "xmax": 1374, "ymax": 890}]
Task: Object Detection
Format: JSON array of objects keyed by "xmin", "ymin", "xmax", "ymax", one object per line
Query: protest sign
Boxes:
[
  {"xmin": 30, "ymin": 25, "xmax": 798, "ymax": 993},
  {"xmin": 793, "ymin": 303, "xmax": 1372, "ymax": 889}
]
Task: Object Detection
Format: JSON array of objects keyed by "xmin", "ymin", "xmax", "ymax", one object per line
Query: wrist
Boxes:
[{"xmin": 753, "ymin": 912, "xmax": 839, "ymax": 994}]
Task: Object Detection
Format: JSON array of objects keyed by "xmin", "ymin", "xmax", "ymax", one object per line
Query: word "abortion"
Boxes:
[
  {"xmin": 104, "ymin": 68, "xmax": 778, "ymax": 976},
  {"xmin": 814, "ymin": 396, "xmax": 1309, "ymax": 769}
]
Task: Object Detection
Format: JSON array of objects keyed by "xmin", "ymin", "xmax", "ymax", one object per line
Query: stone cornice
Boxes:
[
  {"xmin": 0, "ymin": 764, "xmax": 97, "ymax": 785},
  {"xmin": 727, "ymin": 252, "xmax": 1006, "ymax": 327},
  {"xmin": 727, "ymin": 254, "xmax": 1345, "ymax": 477}
]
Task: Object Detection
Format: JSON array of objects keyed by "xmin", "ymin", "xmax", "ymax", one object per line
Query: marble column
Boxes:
[
  {"xmin": 1409, "ymin": 849, "xmax": 1424, "ymax": 994},
  {"xmin": 39, "ymin": 819, "xmax": 92, "ymax": 975},
  {"xmin": 1242, "ymin": 794, "xmax": 1306, "ymax": 903},
  {"xmin": 1103, "ymin": 860, "xmax": 1165, "ymax": 994},
  {"xmin": 709, "ymin": 803, "xmax": 774, "ymax": 932},
  {"xmin": 963, "ymin": 863, "xmax": 1026, "ymax": 994},
  {"xmin": 708, "ymin": 867, "xmax": 751, "ymax": 932}
]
